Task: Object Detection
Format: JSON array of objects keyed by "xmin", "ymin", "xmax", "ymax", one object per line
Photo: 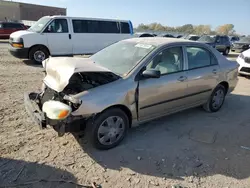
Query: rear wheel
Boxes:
[
  {"xmin": 223, "ymin": 48, "xmax": 230, "ymax": 56},
  {"xmin": 86, "ymin": 108, "xmax": 129, "ymax": 150},
  {"xmin": 29, "ymin": 46, "xmax": 49, "ymax": 64},
  {"xmin": 203, "ymin": 85, "xmax": 226, "ymax": 113}
]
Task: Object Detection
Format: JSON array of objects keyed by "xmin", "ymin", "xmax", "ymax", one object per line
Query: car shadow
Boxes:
[
  {"xmin": 73, "ymin": 93, "xmax": 250, "ymax": 180},
  {"xmin": 0, "ymin": 157, "xmax": 96, "ymax": 188},
  {"xmin": 23, "ymin": 59, "xmax": 43, "ymax": 68}
]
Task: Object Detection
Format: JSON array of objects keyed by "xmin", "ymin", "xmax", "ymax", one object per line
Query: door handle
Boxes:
[
  {"xmin": 69, "ymin": 34, "xmax": 71, "ymax": 39},
  {"xmin": 212, "ymin": 69, "xmax": 217, "ymax": 74},
  {"xmin": 178, "ymin": 76, "xmax": 187, "ymax": 82}
]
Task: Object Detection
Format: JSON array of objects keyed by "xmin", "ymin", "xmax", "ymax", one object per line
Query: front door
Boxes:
[
  {"xmin": 185, "ymin": 46, "xmax": 220, "ymax": 105},
  {"xmin": 138, "ymin": 46, "xmax": 188, "ymax": 122},
  {"xmin": 43, "ymin": 18, "xmax": 73, "ymax": 56}
]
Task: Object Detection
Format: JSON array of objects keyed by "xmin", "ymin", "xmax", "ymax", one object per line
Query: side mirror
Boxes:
[{"xmin": 142, "ymin": 69, "xmax": 161, "ymax": 79}]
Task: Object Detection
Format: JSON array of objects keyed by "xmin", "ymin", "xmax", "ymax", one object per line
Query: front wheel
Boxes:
[
  {"xmin": 203, "ymin": 85, "xmax": 226, "ymax": 113},
  {"xmin": 86, "ymin": 108, "xmax": 129, "ymax": 150},
  {"xmin": 29, "ymin": 46, "xmax": 49, "ymax": 64}
]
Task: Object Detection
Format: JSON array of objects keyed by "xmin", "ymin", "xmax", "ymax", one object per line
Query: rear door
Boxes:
[
  {"xmin": 43, "ymin": 18, "xmax": 73, "ymax": 56},
  {"xmin": 1, "ymin": 23, "xmax": 14, "ymax": 37},
  {"xmin": 215, "ymin": 36, "xmax": 224, "ymax": 52},
  {"xmin": 185, "ymin": 46, "xmax": 220, "ymax": 105}
]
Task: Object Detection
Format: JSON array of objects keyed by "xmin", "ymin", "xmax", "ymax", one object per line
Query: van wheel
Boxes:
[
  {"xmin": 223, "ymin": 48, "xmax": 230, "ymax": 56},
  {"xmin": 29, "ymin": 46, "xmax": 49, "ymax": 64},
  {"xmin": 203, "ymin": 84, "xmax": 226, "ymax": 113},
  {"xmin": 86, "ymin": 108, "xmax": 129, "ymax": 150}
]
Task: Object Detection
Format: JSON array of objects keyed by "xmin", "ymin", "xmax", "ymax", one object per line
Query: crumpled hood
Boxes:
[{"xmin": 42, "ymin": 57, "xmax": 113, "ymax": 92}]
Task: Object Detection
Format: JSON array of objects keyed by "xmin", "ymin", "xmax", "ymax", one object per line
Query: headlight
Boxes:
[
  {"xmin": 11, "ymin": 38, "xmax": 24, "ymax": 48},
  {"xmin": 42, "ymin": 100, "xmax": 72, "ymax": 120}
]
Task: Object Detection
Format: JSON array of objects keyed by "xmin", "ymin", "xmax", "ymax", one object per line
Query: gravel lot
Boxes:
[{"xmin": 1, "ymin": 42, "xmax": 250, "ymax": 188}]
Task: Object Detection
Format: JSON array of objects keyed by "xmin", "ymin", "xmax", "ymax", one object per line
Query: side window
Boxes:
[
  {"xmin": 146, "ymin": 47, "xmax": 183, "ymax": 75},
  {"xmin": 44, "ymin": 19, "xmax": 68, "ymax": 33},
  {"xmin": 121, "ymin": 22, "xmax": 130, "ymax": 34},
  {"xmin": 0, "ymin": 23, "xmax": 3, "ymax": 28},
  {"xmin": 4, "ymin": 23, "xmax": 14, "ymax": 29},
  {"xmin": 187, "ymin": 47, "xmax": 216, "ymax": 69},
  {"xmin": 87, "ymin": 20, "xmax": 100, "ymax": 33},
  {"xmin": 99, "ymin": 21, "xmax": 120, "ymax": 33},
  {"xmin": 72, "ymin": 20, "xmax": 88, "ymax": 33},
  {"xmin": 13, "ymin": 23, "xmax": 23, "ymax": 29}
]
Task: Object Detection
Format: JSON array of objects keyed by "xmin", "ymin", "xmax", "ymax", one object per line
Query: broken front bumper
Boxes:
[
  {"xmin": 24, "ymin": 92, "xmax": 46, "ymax": 129},
  {"xmin": 24, "ymin": 92, "xmax": 87, "ymax": 136}
]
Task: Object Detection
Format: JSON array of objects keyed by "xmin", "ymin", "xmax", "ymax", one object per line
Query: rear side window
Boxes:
[
  {"xmin": 72, "ymin": 20, "xmax": 88, "ymax": 33},
  {"xmin": 3, "ymin": 23, "xmax": 23, "ymax": 29},
  {"xmin": 72, "ymin": 20, "xmax": 121, "ymax": 33},
  {"xmin": 44, "ymin": 19, "xmax": 68, "ymax": 33},
  {"xmin": 99, "ymin": 21, "xmax": 120, "ymax": 33},
  {"xmin": 187, "ymin": 46, "xmax": 217, "ymax": 69},
  {"xmin": 121, "ymin": 22, "xmax": 130, "ymax": 34}
]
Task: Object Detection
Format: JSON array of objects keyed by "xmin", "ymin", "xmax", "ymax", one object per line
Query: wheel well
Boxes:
[
  {"xmin": 219, "ymin": 81, "xmax": 229, "ymax": 94},
  {"xmin": 102, "ymin": 105, "xmax": 132, "ymax": 128},
  {"xmin": 28, "ymin": 45, "xmax": 50, "ymax": 56}
]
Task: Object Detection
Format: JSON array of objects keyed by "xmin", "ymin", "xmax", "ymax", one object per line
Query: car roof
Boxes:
[
  {"xmin": 123, "ymin": 37, "xmax": 197, "ymax": 46},
  {"xmin": 45, "ymin": 15, "xmax": 130, "ymax": 23},
  {"xmin": 0, "ymin": 21, "xmax": 23, "ymax": 24}
]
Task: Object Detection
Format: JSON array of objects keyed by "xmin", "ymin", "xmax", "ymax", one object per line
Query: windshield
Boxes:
[
  {"xmin": 239, "ymin": 37, "xmax": 250, "ymax": 43},
  {"xmin": 90, "ymin": 41, "xmax": 156, "ymax": 76},
  {"xmin": 198, "ymin": 35, "xmax": 216, "ymax": 43},
  {"xmin": 28, "ymin": 17, "xmax": 51, "ymax": 33}
]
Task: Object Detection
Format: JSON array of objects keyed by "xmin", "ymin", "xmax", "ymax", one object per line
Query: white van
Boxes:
[{"xmin": 9, "ymin": 16, "xmax": 134, "ymax": 63}]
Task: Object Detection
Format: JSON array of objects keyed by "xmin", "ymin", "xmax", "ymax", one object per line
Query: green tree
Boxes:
[
  {"xmin": 216, "ymin": 24, "xmax": 234, "ymax": 35},
  {"xmin": 193, "ymin": 25, "xmax": 211, "ymax": 35}
]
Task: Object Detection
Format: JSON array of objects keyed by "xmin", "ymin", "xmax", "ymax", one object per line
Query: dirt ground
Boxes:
[{"xmin": 1, "ymin": 42, "xmax": 250, "ymax": 188}]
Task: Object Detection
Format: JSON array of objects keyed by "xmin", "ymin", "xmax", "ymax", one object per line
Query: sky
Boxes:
[{"xmin": 11, "ymin": 0, "xmax": 250, "ymax": 34}]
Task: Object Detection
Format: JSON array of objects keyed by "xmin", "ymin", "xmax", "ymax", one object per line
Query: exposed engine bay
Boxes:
[{"xmin": 40, "ymin": 72, "xmax": 120, "ymax": 110}]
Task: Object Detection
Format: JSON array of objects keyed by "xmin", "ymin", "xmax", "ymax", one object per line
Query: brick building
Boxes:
[{"xmin": 0, "ymin": 0, "xmax": 66, "ymax": 22}]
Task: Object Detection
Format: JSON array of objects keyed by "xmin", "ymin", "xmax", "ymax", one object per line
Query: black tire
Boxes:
[
  {"xmin": 223, "ymin": 47, "xmax": 230, "ymax": 56},
  {"xmin": 86, "ymin": 108, "xmax": 129, "ymax": 150},
  {"xmin": 203, "ymin": 85, "xmax": 226, "ymax": 113},
  {"xmin": 29, "ymin": 46, "xmax": 49, "ymax": 64}
]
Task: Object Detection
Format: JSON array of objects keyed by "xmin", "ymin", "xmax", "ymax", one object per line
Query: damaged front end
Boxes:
[{"xmin": 24, "ymin": 57, "xmax": 120, "ymax": 136}]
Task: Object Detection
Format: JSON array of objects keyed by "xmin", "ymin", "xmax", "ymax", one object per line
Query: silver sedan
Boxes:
[{"xmin": 25, "ymin": 37, "xmax": 239, "ymax": 149}]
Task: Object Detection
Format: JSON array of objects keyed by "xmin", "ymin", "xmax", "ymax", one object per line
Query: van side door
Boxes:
[{"xmin": 43, "ymin": 18, "xmax": 73, "ymax": 56}]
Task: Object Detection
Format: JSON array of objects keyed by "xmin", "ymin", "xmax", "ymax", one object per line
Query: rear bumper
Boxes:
[{"xmin": 9, "ymin": 46, "xmax": 29, "ymax": 59}]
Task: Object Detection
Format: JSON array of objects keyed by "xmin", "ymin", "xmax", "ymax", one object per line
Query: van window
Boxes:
[
  {"xmin": 72, "ymin": 20, "xmax": 88, "ymax": 33},
  {"xmin": 44, "ymin": 19, "xmax": 68, "ymax": 33},
  {"xmin": 87, "ymin": 20, "xmax": 99, "ymax": 33},
  {"xmin": 72, "ymin": 19, "xmax": 121, "ymax": 33},
  {"xmin": 121, "ymin": 22, "xmax": 130, "ymax": 34},
  {"xmin": 99, "ymin": 21, "xmax": 120, "ymax": 33}
]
